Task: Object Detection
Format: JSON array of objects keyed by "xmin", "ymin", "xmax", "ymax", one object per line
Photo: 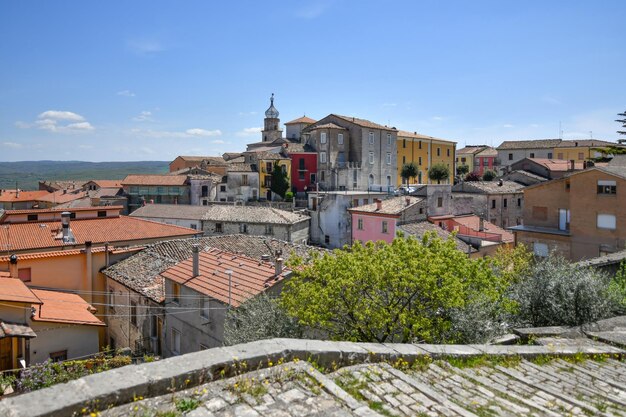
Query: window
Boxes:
[
  {"xmin": 418, "ymin": 156, "xmax": 422, "ymax": 165},
  {"xmin": 320, "ymin": 152, "xmax": 327, "ymax": 163},
  {"xmin": 27, "ymin": 214, "xmax": 38, "ymax": 221},
  {"xmin": 338, "ymin": 133, "xmax": 344, "ymax": 145},
  {"xmin": 529, "ymin": 153, "xmax": 535, "ymax": 158},
  {"xmin": 171, "ymin": 328, "xmax": 181, "ymax": 355},
  {"xmin": 130, "ymin": 301, "xmax": 137, "ymax": 327},
  {"xmin": 17, "ymin": 268, "xmax": 31, "ymax": 283},
  {"xmin": 491, "ymin": 199, "xmax": 496, "ymax": 209},
  {"xmin": 532, "ymin": 206, "xmax": 548, "ymax": 221},
  {"xmin": 386, "ymin": 153, "xmax": 391, "ymax": 165},
  {"xmin": 369, "ymin": 152, "xmax": 374, "ymax": 164},
  {"xmin": 437, "ymin": 148, "xmax": 441, "ymax": 156},
  {"xmin": 265, "ymin": 224, "xmax": 274, "ymax": 235},
  {"xmin": 240, "ymin": 223, "xmax": 248, "ymax": 234},
  {"xmin": 419, "ymin": 207, "xmax": 424, "ymax": 214},
  {"xmin": 201, "ymin": 185, "xmax": 209, "ymax": 197},
  {"xmin": 241, "ymin": 175, "xmax": 248, "ymax": 186},
  {"xmin": 264, "ymin": 176, "xmax": 272, "ymax": 188},
  {"xmin": 220, "ymin": 185, "xmax": 226, "ymax": 192},
  {"xmin": 559, "ymin": 209, "xmax": 570, "ymax": 231},
  {"xmin": 547, "ymin": 152, "xmax": 553, "ymax": 159},
  {"xmin": 578, "ymin": 152, "xmax": 584, "ymax": 160},
  {"xmin": 129, "ymin": 186, "xmax": 139, "ymax": 194},
  {"xmin": 201, "ymin": 298, "xmax": 210, "ymax": 320},
  {"xmin": 298, "ymin": 171, "xmax": 305, "ymax": 180},
  {"xmin": 597, "ymin": 180, "xmax": 616, "ymax": 194},
  {"xmin": 508, "ymin": 153, "xmax": 513, "ymax": 161},
  {"xmin": 447, "ymin": 149, "xmax": 450, "ymax": 157},
  {"xmin": 437, "ymin": 197, "xmax": 443, "ymax": 208},
  {"xmin": 324, "ymin": 235, "xmax": 330, "ymax": 244},
  {"xmin": 310, "ymin": 173, "xmax": 316, "ymax": 183},
  {"xmin": 533, "ymin": 242, "xmax": 549, "ymax": 258},
  {"xmin": 418, "ymin": 141, "xmax": 422, "ymax": 149},
  {"xmin": 266, "ymin": 162, "xmax": 273, "ymax": 173},
  {"xmin": 320, "ymin": 132, "xmax": 327, "ymax": 144},
  {"xmin": 558, "ymin": 153, "xmax": 563, "ymax": 159},
  {"xmin": 386, "ymin": 176, "xmax": 391, "ymax": 186},
  {"xmin": 517, "ymin": 198, "xmax": 521, "ymax": 207},
  {"xmin": 503, "ymin": 198, "xmax": 507, "ymax": 208},
  {"xmin": 190, "ymin": 224, "xmax": 197, "ymax": 230},
  {"xmin": 597, "ymin": 214, "xmax": 616, "ymax": 230},
  {"xmin": 170, "ymin": 187, "xmax": 180, "ymax": 195},
  {"xmin": 402, "ymin": 156, "xmax": 406, "ymax": 165},
  {"xmin": 382, "ymin": 221, "xmax": 388, "ymax": 233},
  {"xmin": 357, "ymin": 218, "xmax": 364, "ymax": 230},
  {"xmin": 49, "ymin": 350, "xmax": 68, "ymax": 362},
  {"xmin": 215, "ymin": 223, "xmax": 223, "ymax": 233},
  {"xmin": 320, "ymin": 171, "xmax": 325, "ymax": 181},
  {"xmin": 97, "ymin": 210, "xmax": 106, "ymax": 218},
  {"xmin": 108, "ymin": 287, "xmax": 115, "ymax": 312},
  {"xmin": 299, "ymin": 158, "xmax": 305, "ymax": 170},
  {"xmin": 172, "ymin": 282, "xmax": 180, "ymax": 304},
  {"xmin": 369, "ymin": 132, "xmax": 374, "ymax": 144},
  {"xmin": 387, "ymin": 133, "xmax": 391, "ymax": 146},
  {"xmin": 403, "ymin": 139, "xmax": 406, "ymax": 148},
  {"xmin": 157, "ymin": 186, "xmax": 165, "ymax": 195}
]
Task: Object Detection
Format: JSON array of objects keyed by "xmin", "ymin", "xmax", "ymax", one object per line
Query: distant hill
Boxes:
[{"xmin": 0, "ymin": 160, "xmax": 170, "ymax": 191}]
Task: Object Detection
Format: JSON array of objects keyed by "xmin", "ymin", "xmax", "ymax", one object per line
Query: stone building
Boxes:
[
  {"xmin": 496, "ymin": 139, "xmax": 562, "ymax": 173},
  {"xmin": 452, "ymin": 180, "xmax": 525, "ymax": 229},
  {"xmin": 217, "ymin": 163, "xmax": 260, "ymax": 202}
]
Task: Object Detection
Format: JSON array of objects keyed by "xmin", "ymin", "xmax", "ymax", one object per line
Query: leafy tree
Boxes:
[
  {"xmin": 456, "ymin": 165, "xmax": 469, "ymax": 176},
  {"xmin": 608, "ymin": 260, "xmax": 626, "ymax": 313},
  {"xmin": 224, "ymin": 293, "xmax": 303, "ymax": 346},
  {"xmin": 400, "ymin": 162, "xmax": 418, "ymax": 185},
  {"xmin": 482, "ymin": 169, "xmax": 498, "ymax": 181},
  {"xmin": 510, "ymin": 254, "xmax": 618, "ymax": 327},
  {"xmin": 617, "ymin": 110, "xmax": 626, "ymax": 136},
  {"xmin": 281, "ymin": 233, "xmax": 512, "ymax": 343},
  {"xmin": 270, "ymin": 162, "xmax": 289, "ymax": 198},
  {"xmin": 465, "ymin": 172, "xmax": 481, "ymax": 182},
  {"xmin": 427, "ymin": 163, "xmax": 450, "ymax": 184}
]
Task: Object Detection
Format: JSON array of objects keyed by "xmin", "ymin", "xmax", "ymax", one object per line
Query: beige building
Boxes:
[
  {"xmin": 452, "ymin": 180, "xmax": 525, "ymax": 229},
  {"xmin": 511, "ymin": 165, "xmax": 626, "ymax": 260}
]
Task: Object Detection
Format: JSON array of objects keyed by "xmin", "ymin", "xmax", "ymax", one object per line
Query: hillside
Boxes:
[{"xmin": 0, "ymin": 160, "xmax": 170, "ymax": 190}]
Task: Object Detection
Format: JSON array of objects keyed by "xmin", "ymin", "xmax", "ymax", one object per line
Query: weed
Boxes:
[{"xmin": 173, "ymin": 397, "xmax": 200, "ymax": 413}]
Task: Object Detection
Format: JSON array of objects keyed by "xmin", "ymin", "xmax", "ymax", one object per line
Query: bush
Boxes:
[
  {"xmin": 284, "ymin": 191, "xmax": 294, "ymax": 202},
  {"xmin": 465, "ymin": 172, "xmax": 481, "ymax": 181},
  {"xmin": 482, "ymin": 169, "xmax": 498, "ymax": 181},
  {"xmin": 609, "ymin": 260, "xmax": 626, "ymax": 313},
  {"xmin": 510, "ymin": 254, "xmax": 618, "ymax": 327}
]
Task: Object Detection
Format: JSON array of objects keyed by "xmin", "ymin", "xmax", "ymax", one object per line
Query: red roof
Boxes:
[
  {"xmin": 0, "ymin": 216, "xmax": 199, "ymax": 252},
  {"xmin": 527, "ymin": 158, "xmax": 585, "ymax": 171},
  {"xmin": 34, "ymin": 189, "xmax": 87, "ymax": 204},
  {"xmin": 0, "ymin": 271, "xmax": 10, "ymax": 278},
  {"xmin": 0, "ymin": 190, "xmax": 50, "ymax": 203},
  {"xmin": 160, "ymin": 248, "xmax": 289, "ymax": 307},
  {"xmin": 285, "ymin": 116, "xmax": 317, "ymax": 125},
  {"xmin": 88, "ymin": 180, "xmax": 123, "ymax": 188},
  {"xmin": 1, "ymin": 206, "xmax": 124, "ymax": 216},
  {"xmin": 452, "ymin": 215, "xmax": 514, "ymax": 243},
  {"xmin": 0, "ymin": 278, "xmax": 42, "ymax": 304},
  {"xmin": 31, "ymin": 289, "xmax": 105, "ymax": 326},
  {"xmin": 122, "ymin": 175, "xmax": 187, "ymax": 186}
]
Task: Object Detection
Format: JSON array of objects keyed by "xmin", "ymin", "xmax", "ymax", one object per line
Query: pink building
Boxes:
[{"xmin": 348, "ymin": 196, "xmax": 426, "ymax": 244}]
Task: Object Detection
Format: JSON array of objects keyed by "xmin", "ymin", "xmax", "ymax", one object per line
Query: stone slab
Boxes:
[
  {"xmin": 585, "ymin": 331, "xmax": 626, "ymax": 349},
  {"xmin": 417, "ymin": 344, "xmax": 483, "ymax": 358},
  {"xmin": 513, "ymin": 326, "xmax": 570, "ymax": 338}
]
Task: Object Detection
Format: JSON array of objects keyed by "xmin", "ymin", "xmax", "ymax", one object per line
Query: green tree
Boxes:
[
  {"xmin": 617, "ymin": 110, "xmax": 626, "ymax": 136},
  {"xmin": 281, "ymin": 233, "xmax": 512, "ymax": 343},
  {"xmin": 456, "ymin": 165, "xmax": 469, "ymax": 177},
  {"xmin": 465, "ymin": 172, "xmax": 481, "ymax": 181},
  {"xmin": 400, "ymin": 162, "xmax": 418, "ymax": 185},
  {"xmin": 270, "ymin": 162, "xmax": 289, "ymax": 198},
  {"xmin": 427, "ymin": 163, "xmax": 450, "ymax": 184},
  {"xmin": 482, "ymin": 169, "xmax": 497, "ymax": 181}
]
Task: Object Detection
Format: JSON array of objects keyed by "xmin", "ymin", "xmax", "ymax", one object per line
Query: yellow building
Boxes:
[
  {"xmin": 397, "ymin": 131, "xmax": 456, "ymax": 186},
  {"xmin": 553, "ymin": 140, "xmax": 620, "ymax": 161},
  {"xmin": 256, "ymin": 152, "xmax": 291, "ymax": 201}
]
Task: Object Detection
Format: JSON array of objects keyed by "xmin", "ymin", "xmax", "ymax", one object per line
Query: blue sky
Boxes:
[{"xmin": 1, "ymin": 1, "xmax": 625, "ymax": 161}]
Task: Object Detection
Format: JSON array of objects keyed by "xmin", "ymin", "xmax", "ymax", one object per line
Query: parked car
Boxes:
[{"xmin": 394, "ymin": 186, "xmax": 417, "ymax": 196}]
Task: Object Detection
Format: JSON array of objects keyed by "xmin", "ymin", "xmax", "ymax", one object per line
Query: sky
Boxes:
[{"xmin": 1, "ymin": 0, "xmax": 625, "ymax": 162}]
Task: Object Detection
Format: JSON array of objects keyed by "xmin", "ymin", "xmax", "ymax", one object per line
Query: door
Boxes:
[{"xmin": 0, "ymin": 338, "xmax": 13, "ymax": 371}]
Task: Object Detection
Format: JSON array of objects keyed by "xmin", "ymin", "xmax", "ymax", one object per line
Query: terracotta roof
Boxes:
[
  {"xmin": 285, "ymin": 116, "xmax": 316, "ymax": 125},
  {"xmin": 452, "ymin": 180, "xmax": 525, "ymax": 194},
  {"xmin": 453, "ymin": 215, "xmax": 515, "ymax": 243},
  {"xmin": 397, "ymin": 130, "xmax": 454, "ymax": 143},
  {"xmin": 0, "ymin": 190, "xmax": 50, "ymax": 203},
  {"xmin": 0, "ymin": 271, "xmax": 10, "ymax": 278},
  {"xmin": 0, "ymin": 278, "xmax": 42, "ymax": 304},
  {"xmin": 104, "ymin": 235, "xmax": 322, "ymax": 303},
  {"xmin": 121, "ymin": 175, "xmax": 188, "ymax": 186},
  {"xmin": 456, "ymin": 146, "xmax": 489, "ymax": 155},
  {"xmin": 130, "ymin": 204, "xmax": 214, "ymax": 220},
  {"xmin": 311, "ymin": 123, "xmax": 346, "ymax": 130},
  {"xmin": 89, "ymin": 187, "xmax": 124, "ymax": 198},
  {"xmin": 283, "ymin": 143, "xmax": 316, "ymax": 153},
  {"xmin": 87, "ymin": 180, "xmax": 123, "ymax": 188},
  {"xmin": 0, "ymin": 321, "xmax": 36, "ymax": 338},
  {"xmin": 0, "ymin": 216, "xmax": 199, "ymax": 252},
  {"xmin": 222, "ymin": 152, "xmax": 244, "ymax": 161},
  {"xmin": 174, "ymin": 156, "xmax": 227, "ymax": 164},
  {"xmin": 398, "ymin": 221, "xmax": 475, "ymax": 253},
  {"xmin": 0, "ymin": 246, "xmax": 110, "ymax": 262},
  {"xmin": 226, "ymin": 156, "xmax": 246, "ymax": 164},
  {"xmin": 39, "ymin": 180, "xmax": 84, "ymax": 191},
  {"xmin": 331, "ymin": 114, "xmax": 397, "ymax": 131},
  {"xmin": 36, "ymin": 189, "xmax": 87, "ymax": 204},
  {"xmin": 497, "ymin": 139, "xmax": 562, "ymax": 150},
  {"xmin": 31, "ymin": 289, "xmax": 104, "ymax": 326},
  {"xmin": 556, "ymin": 139, "xmax": 619, "ymax": 148},
  {"xmin": 348, "ymin": 196, "xmax": 424, "ymax": 216},
  {"xmin": 161, "ymin": 248, "xmax": 289, "ymax": 307},
  {"xmin": 476, "ymin": 147, "xmax": 498, "ymax": 157},
  {"xmin": 1, "ymin": 206, "xmax": 124, "ymax": 216},
  {"xmin": 251, "ymin": 151, "xmax": 289, "ymax": 161},
  {"xmin": 523, "ymin": 158, "xmax": 585, "ymax": 171}
]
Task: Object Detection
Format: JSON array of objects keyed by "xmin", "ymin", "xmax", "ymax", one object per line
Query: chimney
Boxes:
[
  {"xmin": 261, "ymin": 254, "xmax": 271, "ymax": 262},
  {"xmin": 405, "ymin": 197, "xmax": 411, "ymax": 206},
  {"xmin": 192, "ymin": 244, "xmax": 200, "ymax": 277},
  {"xmin": 275, "ymin": 257, "xmax": 284, "ymax": 276},
  {"xmin": 375, "ymin": 199, "xmax": 382, "ymax": 211},
  {"xmin": 61, "ymin": 211, "xmax": 71, "ymax": 239},
  {"xmin": 497, "ymin": 179, "xmax": 503, "ymax": 186},
  {"xmin": 569, "ymin": 160, "xmax": 575, "ymax": 171},
  {"xmin": 9, "ymin": 254, "xmax": 18, "ymax": 278},
  {"xmin": 479, "ymin": 217, "xmax": 484, "ymax": 232}
]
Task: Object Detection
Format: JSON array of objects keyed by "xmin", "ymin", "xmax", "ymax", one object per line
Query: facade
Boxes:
[
  {"xmin": 122, "ymin": 175, "xmax": 190, "ymax": 212},
  {"xmin": 218, "ymin": 163, "xmax": 260, "ymax": 202},
  {"xmin": 455, "ymin": 146, "xmax": 486, "ymax": 175},
  {"xmin": 161, "ymin": 247, "xmax": 290, "ymax": 356},
  {"xmin": 130, "ymin": 204, "xmax": 311, "ymax": 243},
  {"xmin": 284, "ymin": 115, "xmax": 316, "ymax": 141},
  {"xmin": 429, "ymin": 214, "xmax": 514, "ymax": 256},
  {"xmin": 496, "ymin": 139, "xmax": 562, "ymax": 173},
  {"xmin": 554, "ymin": 140, "xmax": 620, "ymax": 161},
  {"xmin": 308, "ymin": 190, "xmax": 387, "ymax": 248},
  {"xmin": 169, "ymin": 156, "xmax": 228, "ymax": 175},
  {"xmin": 511, "ymin": 158, "xmax": 585, "ymax": 180},
  {"xmin": 473, "ymin": 147, "xmax": 498, "ymax": 176},
  {"xmin": 511, "ymin": 166, "xmax": 626, "ymax": 260},
  {"xmin": 243, "ymin": 150, "xmax": 291, "ymax": 201},
  {"xmin": 397, "ymin": 131, "xmax": 456, "ymax": 186},
  {"xmin": 452, "ymin": 180, "xmax": 525, "ymax": 229},
  {"xmin": 348, "ymin": 196, "xmax": 427, "ymax": 244},
  {"xmin": 286, "ymin": 144, "xmax": 318, "ymax": 194}
]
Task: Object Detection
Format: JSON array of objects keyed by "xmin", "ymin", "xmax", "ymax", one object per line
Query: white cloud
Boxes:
[
  {"xmin": 78, "ymin": 144, "xmax": 94, "ymax": 150},
  {"xmin": 14, "ymin": 121, "xmax": 30, "ymax": 129},
  {"xmin": 185, "ymin": 128, "xmax": 222, "ymax": 137},
  {"xmin": 117, "ymin": 90, "xmax": 136, "ymax": 97},
  {"xmin": 132, "ymin": 111, "xmax": 154, "ymax": 122},
  {"xmin": 66, "ymin": 122, "xmax": 94, "ymax": 131},
  {"xmin": 236, "ymin": 127, "xmax": 263, "ymax": 137},
  {"xmin": 2, "ymin": 142, "xmax": 22, "ymax": 149},
  {"xmin": 503, "ymin": 124, "xmax": 514, "ymax": 128},
  {"xmin": 38, "ymin": 110, "xmax": 85, "ymax": 121}
]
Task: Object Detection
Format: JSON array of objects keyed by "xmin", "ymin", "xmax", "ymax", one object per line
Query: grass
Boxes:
[{"xmin": 173, "ymin": 397, "xmax": 200, "ymax": 413}]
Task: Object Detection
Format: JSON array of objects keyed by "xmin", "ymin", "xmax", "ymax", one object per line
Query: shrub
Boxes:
[
  {"xmin": 465, "ymin": 172, "xmax": 481, "ymax": 181},
  {"xmin": 609, "ymin": 260, "xmax": 626, "ymax": 313},
  {"xmin": 510, "ymin": 254, "xmax": 618, "ymax": 327},
  {"xmin": 427, "ymin": 163, "xmax": 450, "ymax": 184},
  {"xmin": 482, "ymin": 169, "xmax": 497, "ymax": 181},
  {"xmin": 284, "ymin": 191, "xmax": 294, "ymax": 202}
]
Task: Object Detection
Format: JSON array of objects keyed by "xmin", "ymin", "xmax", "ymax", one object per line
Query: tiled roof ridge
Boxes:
[{"xmin": 330, "ymin": 114, "xmax": 396, "ymax": 131}]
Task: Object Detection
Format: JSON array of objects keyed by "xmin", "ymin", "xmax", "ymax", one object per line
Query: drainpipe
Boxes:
[{"xmin": 85, "ymin": 241, "xmax": 93, "ymax": 303}]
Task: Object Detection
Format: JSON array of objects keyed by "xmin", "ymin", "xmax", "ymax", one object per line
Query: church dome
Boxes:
[{"xmin": 265, "ymin": 93, "xmax": 279, "ymax": 118}]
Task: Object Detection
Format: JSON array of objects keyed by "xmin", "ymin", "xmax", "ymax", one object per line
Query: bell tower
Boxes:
[{"xmin": 262, "ymin": 93, "xmax": 283, "ymax": 142}]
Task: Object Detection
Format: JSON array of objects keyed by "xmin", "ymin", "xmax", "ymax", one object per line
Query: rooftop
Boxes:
[
  {"xmin": 103, "ymin": 235, "xmax": 322, "ymax": 303},
  {"xmin": 121, "ymin": 175, "xmax": 188, "ymax": 186},
  {"xmin": 226, "ymin": 162, "xmax": 256, "ymax": 172},
  {"xmin": 398, "ymin": 221, "xmax": 475, "ymax": 253},
  {"xmin": 497, "ymin": 139, "xmax": 563, "ymax": 150},
  {"xmin": 516, "ymin": 158, "xmax": 585, "ymax": 171},
  {"xmin": 397, "ymin": 130, "xmax": 455, "ymax": 143},
  {"xmin": 348, "ymin": 196, "xmax": 424, "ymax": 216},
  {"xmin": 453, "ymin": 180, "xmax": 525, "ymax": 194},
  {"xmin": 456, "ymin": 145, "xmax": 489, "ymax": 155},
  {"xmin": 0, "ymin": 216, "xmax": 198, "ymax": 252},
  {"xmin": 85, "ymin": 180, "xmax": 123, "ymax": 188},
  {"xmin": 452, "ymin": 214, "xmax": 515, "ymax": 243},
  {"xmin": 556, "ymin": 139, "xmax": 619, "ymax": 148},
  {"xmin": 0, "ymin": 190, "xmax": 50, "ymax": 203},
  {"xmin": 285, "ymin": 115, "xmax": 316, "ymax": 125},
  {"xmin": 160, "ymin": 248, "xmax": 289, "ymax": 307},
  {"xmin": 31, "ymin": 289, "xmax": 105, "ymax": 326},
  {"xmin": 173, "ymin": 156, "xmax": 227, "ymax": 164},
  {"xmin": 331, "ymin": 114, "xmax": 397, "ymax": 131},
  {"xmin": 311, "ymin": 122, "xmax": 347, "ymax": 130},
  {"xmin": 0, "ymin": 278, "xmax": 42, "ymax": 304}
]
